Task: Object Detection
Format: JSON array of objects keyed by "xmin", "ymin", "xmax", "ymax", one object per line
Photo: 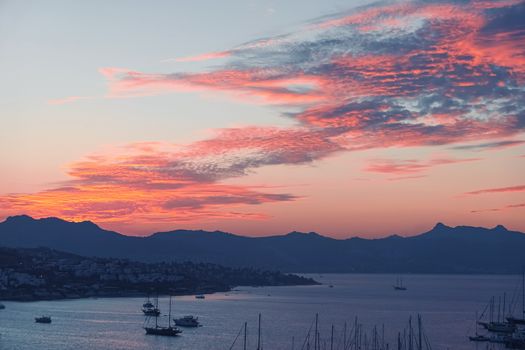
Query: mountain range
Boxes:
[{"xmin": 1, "ymin": 215, "xmax": 524, "ymax": 273}]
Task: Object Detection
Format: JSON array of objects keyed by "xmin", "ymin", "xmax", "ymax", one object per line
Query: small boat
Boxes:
[
  {"xmin": 174, "ymin": 315, "xmax": 201, "ymax": 327},
  {"xmin": 393, "ymin": 277, "xmax": 407, "ymax": 291},
  {"xmin": 144, "ymin": 296, "xmax": 182, "ymax": 337},
  {"xmin": 142, "ymin": 295, "xmax": 161, "ymax": 316},
  {"xmin": 469, "ymin": 335, "xmax": 490, "ymax": 342},
  {"xmin": 35, "ymin": 316, "xmax": 52, "ymax": 323},
  {"xmin": 0, "ymin": 303, "xmax": 5, "ymax": 310},
  {"xmin": 329, "ymin": 285, "xmax": 334, "ymax": 288},
  {"xmin": 195, "ymin": 295, "xmax": 205, "ymax": 299}
]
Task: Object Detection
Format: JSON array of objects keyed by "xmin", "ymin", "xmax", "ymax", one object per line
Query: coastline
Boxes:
[{"xmin": 0, "ymin": 281, "xmax": 320, "ymax": 302}]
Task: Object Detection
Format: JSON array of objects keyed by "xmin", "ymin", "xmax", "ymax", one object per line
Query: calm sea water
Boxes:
[{"xmin": 0, "ymin": 274, "xmax": 523, "ymax": 350}]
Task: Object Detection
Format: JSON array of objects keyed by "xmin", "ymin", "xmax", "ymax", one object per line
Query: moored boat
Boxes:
[
  {"xmin": 174, "ymin": 315, "xmax": 201, "ymax": 327},
  {"xmin": 35, "ymin": 316, "xmax": 52, "ymax": 323},
  {"xmin": 142, "ymin": 295, "xmax": 161, "ymax": 316}
]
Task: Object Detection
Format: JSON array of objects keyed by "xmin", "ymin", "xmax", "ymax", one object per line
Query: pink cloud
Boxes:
[
  {"xmin": 167, "ymin": 50, "xmax": 232, "ymax": 63},
  {"xmin": 364, "ymin": 157, "xmax": 481, "ymax": 174},
  {"xmin": 465, "ymin": 185, "xmax": 525, "ymax": 195}
]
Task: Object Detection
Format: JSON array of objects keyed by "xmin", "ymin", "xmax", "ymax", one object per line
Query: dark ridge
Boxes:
[{"xmin": 1, "ymin": 215, "xmax": 524, "ymax": 273}]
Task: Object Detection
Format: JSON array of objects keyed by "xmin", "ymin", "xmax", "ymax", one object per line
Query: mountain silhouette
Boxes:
[{"xmin": 1, "ymin": 215, "xmax": 524, "ymax": 273}]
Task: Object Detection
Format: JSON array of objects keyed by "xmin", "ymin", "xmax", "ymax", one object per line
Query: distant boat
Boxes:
[
  {"xmin": 195, "ymin": 295, "xmax": 205, "ymax": 299},
  {"xmin": 0, "ymin": 303, "xmax": 5, "ymax": 310},
  {"xmin": 174, "ymin": 315, "xmax": 201, "ymax": 327},
  {"xmin": 329, "ymin": 285, "xmax": 334, "ymax": 288},
  {"xmin": 393, "ymin": 277, "xmax": 407, "ymax": 291},
  {"xmin": 144, "ymin": 296, "xmax": 182, "ymax": 337},
  {"xmin": 35, "ymin": 316, "xmax": 52, "ymax": 324},
  {"xmin": 142, "ymin": 295, "xmax": 161, "ymax": 316}
]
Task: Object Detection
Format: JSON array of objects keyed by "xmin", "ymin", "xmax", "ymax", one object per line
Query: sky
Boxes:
[{"xmin": 0, "ymin": 0, "xmax": 524, "ymax": 237}]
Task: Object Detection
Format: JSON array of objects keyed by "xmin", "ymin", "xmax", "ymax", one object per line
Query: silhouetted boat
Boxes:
[
  {"xmin": 35, "ymin": 316, "xmax": 51, "ymax": 323},
  {"xmin": 478, "ymin": 294, "xmax": 516, "ymax": 334},
  {"xmin": 393, "ymin": 277, "xmax": 407, "ymax": 290},
  {"xmin": 469, "ymin": 312, "xmax": 490, "ymax": 342},
  {"xmin": 142, "ymin": 295, "xmax": 160, "ymax": 316},
  {"xmin": 0, "ymin": 303, "xmax": 5, "ymax": 310},
  {"xmin": 195, "ymin": 295, "xmax": 205, "ymax": 299},
  {"xmin": 469, "ymin": 335, "xmax": 490, "ymax": 342},
  {"xmin": 174, "ymin": 315, "xmax": 201, "ymax": 327},
  {"xmin": 144, "ymin": 296, "xmax": 182, "ymax": 337}
]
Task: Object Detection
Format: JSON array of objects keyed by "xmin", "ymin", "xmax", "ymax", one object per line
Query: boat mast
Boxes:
[
  {"xmin": 498, "ymin": 296, "xmax": 501, "ymax": 322},
  {"xmin": 243, "ymin": 322, "xmax": 247, "ymax": 350},
  {"xmin": 522, "ymin": 267, "xmax": 525, "ymax": 319},
  {"xmin": 475, "ymin": 311, "xmax": 478, "ymax": 336},
  {"xmin": 314, "ymin": 313, "xmax": 318, "ymax": 350},
  {"xmin": 417, "ymin": 315, "xmax": 422, "ymax": 350},
  {"xmin": 409, "ymin": 316, "xmax": 413, "ymax": 350},
  {"xmin": 330, "ymin": 324, "xmax": 334, "ymax": 350},
  {"xmin": 168, "ymin": 296, "xmax": 172, "ymax": 328},
  {"xmin": 257, "ymin": 313, "xmax": 261, "ymax": 350}
]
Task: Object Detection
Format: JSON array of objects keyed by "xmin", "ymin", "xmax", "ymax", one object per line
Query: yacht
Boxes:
[
  {"xmin": 174, "ymin": 315, "xmax": 201, "ymax": 327},
  {"xmin": 142, "ymin": 296, "xmax": 161, "ymax": 316}
]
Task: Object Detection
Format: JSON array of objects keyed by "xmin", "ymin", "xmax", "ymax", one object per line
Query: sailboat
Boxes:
[
  {"xmin": 144, "ymin": 296, "xmax": 182, "ymax": 337},
  {"xmin": 469, "ymin": 312, "xmax": 490, "ymax": 342},
  {"xmin": 393, "ymin": 277, "xmax": 407, "ymax": 291},
  {"xmin": 507, "ymin": 268, "xmax": 525, "ymax": 325},
  {"xmin": 142, "ymin": 295, "xmax": 161, "ymax": 316},
  {"xmin": 477, "ymin": 295, "xmax": 516, "ymax": 334}
]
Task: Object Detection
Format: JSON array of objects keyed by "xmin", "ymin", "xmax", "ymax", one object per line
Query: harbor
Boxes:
[{"xmin": 1, "ymin": 274, "xmax": 524, "ymax": 349}]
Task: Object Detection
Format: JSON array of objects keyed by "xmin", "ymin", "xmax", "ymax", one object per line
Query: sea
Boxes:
[{"xmin": 0, "ymin": 274, "xmax": 523, "ymax": 350}]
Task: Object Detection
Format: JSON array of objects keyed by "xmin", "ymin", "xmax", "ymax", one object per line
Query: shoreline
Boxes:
[{"xmin": 0, "ymin": 282, "xmax": 320, "ymax": 303}]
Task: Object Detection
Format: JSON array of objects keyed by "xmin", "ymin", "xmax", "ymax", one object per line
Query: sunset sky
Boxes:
[{"xmin": 1, "ymin": 0, "xmax": 524, "ymax": 237}]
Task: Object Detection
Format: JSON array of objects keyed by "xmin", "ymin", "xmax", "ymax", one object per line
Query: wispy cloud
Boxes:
[
  {"xmin": 465, "ymin": 185, "xmax": 525, "ymax": 195},
  {"xmin": 162, "ymin": 51, "xmax": 232, "ymax": 63},
  {"xmin": 451, "ymin": 140, "xmax": 525, "ymax": 151},
  {"xmin": 471, "ymin": 202, "xmax": 525, "ymax": 213},
  {"xmin": 365, "ymin": 157, "xmax": 481, "ymax": 174}
]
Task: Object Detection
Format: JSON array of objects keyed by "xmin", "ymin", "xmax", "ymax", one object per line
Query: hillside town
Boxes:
[{"xmin": 0, "ymin": 247, "xmax": 317, "ymax": 301}]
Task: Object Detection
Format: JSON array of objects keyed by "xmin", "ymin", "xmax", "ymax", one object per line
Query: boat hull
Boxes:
[{"xmin": 144, "ymin": 327, "xmax": 181, "ymax": 336}]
